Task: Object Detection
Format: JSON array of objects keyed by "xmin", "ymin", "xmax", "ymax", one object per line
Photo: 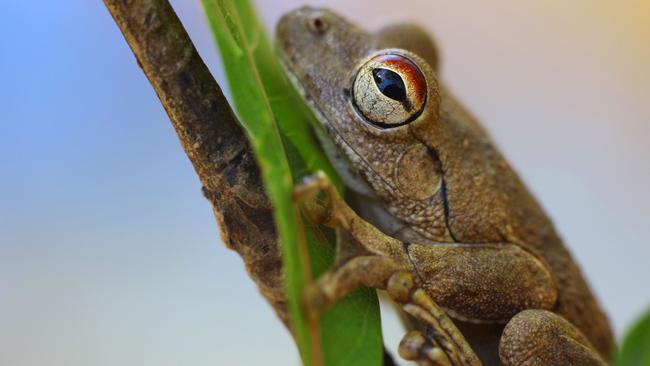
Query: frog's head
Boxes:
[
  {"xmin": 277, "ymin": 7, "xmax": 443, "ymax": 198},
  {"xmin": 278, "ymin": 8, "xmax": 544, "ymax": 244}
]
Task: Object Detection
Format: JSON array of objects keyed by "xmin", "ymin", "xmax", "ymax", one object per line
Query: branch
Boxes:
[{"xmin": 103, "ymin": 0, "xmax": 287, "ymax": 324}]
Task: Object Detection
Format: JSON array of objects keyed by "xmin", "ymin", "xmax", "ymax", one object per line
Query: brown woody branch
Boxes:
[{"xmin": 103, "ymin": 0, "xmax": 287, "ymax": 324}]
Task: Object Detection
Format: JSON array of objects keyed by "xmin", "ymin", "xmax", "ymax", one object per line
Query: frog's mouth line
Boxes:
[{"xmin": 278, "ymin": 51, "xmax": 395, "ymax": 195}]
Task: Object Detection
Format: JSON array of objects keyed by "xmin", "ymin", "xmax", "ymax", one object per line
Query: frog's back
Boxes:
[{"xmin": 436, "ymin": 90, "xmax": 614, "ymax": 359}]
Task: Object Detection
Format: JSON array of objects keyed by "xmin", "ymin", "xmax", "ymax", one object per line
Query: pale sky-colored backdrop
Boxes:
[{"xmin": 1, "ymin": 1, "xmax": 649, "ymax": 365}]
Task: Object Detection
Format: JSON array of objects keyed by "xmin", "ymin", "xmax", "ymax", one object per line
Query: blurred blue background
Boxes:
[{"xmin": 1, "ymin": 1, "xmax": 648, "ymax": 365}]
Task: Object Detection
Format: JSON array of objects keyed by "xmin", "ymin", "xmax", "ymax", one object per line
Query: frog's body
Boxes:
[{"xmin": 278, "ymin": 7, "xmax": 613, "ymax": 365}]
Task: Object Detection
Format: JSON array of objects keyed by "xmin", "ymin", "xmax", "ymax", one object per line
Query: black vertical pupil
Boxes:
[{"xmin": 372, "ymin": 68, "xmax": 406, "ymax": 102}]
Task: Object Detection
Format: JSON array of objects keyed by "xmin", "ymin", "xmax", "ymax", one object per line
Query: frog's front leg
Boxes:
[
  {"xmin": 499, "ymin": 310, "xmax": 608, "ymax": 366},
  {"xmin": 294, "ymin": 172, "xmax": 481, "ymax": 366}
]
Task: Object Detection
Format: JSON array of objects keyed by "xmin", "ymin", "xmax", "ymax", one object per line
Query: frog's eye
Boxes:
[{"xmin": 353, "ymin": 54, "xmax": 426, "ymax": 128}]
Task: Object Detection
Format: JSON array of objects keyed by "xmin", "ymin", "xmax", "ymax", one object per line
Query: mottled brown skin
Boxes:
[{"xmin": 279, "ymin": 7, "xmax": 613, "ymax": 365}]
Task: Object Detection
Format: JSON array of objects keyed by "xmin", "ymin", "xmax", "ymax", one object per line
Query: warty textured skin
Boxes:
[{"xmin": 277, "ymin": 7, "xmax": 613, "ymax": 365}]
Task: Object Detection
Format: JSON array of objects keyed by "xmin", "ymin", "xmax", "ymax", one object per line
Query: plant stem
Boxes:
[{"xmin": 103, "ymin": 0, "xmax": 289, "ymax": 324}]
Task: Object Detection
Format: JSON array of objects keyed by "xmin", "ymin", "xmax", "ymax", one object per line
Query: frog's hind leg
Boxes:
[
  {"xmin": 499, "ymin": 310, "xmax": 608, "ymax": 366},
  {"xmin": 304, "ymin": 255, "xmax": 481, "ymax": 366}
]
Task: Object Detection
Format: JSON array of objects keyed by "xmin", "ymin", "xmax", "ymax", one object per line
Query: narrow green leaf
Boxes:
[
  {"xmin": 201, "ymin": 1, "xmax": 383, "ymax": 365},
  {"xmin": 229, "ymin": 1, "xmax": 340, "ymax": 184},
  {"xmin": 201, "ymin": 0, "xmax": 314, "ymax": 363},
  {"xmin": 616, "ymin": 308, "xmax": 650, "ymax": 366}
]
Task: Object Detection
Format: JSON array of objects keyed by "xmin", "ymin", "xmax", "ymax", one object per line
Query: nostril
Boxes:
[{"xmin": 307, "ymin": 16, "xmax": 328, "ymax": 35}]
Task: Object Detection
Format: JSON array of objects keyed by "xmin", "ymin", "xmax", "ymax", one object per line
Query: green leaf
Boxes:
[
  {"xmin": 616, "ymin": 308, "xmax": 650, "ymax": 366},
  {"xmin": 201, "ymin": 1, "xmax": 383, "ymax": 365}
]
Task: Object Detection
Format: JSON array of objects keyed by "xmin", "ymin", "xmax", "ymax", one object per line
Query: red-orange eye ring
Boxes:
[{"xmin": 353, "ymin": 53, "xmax": 427, "ymax": 128}]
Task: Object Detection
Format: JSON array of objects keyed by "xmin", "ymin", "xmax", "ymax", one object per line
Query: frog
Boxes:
[{"xmin": 276, "ymin": 7, "xmax": 614, "ymax": 366}]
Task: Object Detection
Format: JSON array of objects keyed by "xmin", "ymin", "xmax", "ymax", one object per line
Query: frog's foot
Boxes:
[
  {"xmin": 387, "ymin": 272, "xmax": 482, "ymax": 366},
  {"xmin": 292, "ymin": 171, "xmax": 342, "ymax": 228},
  {"xmin": 499, "ymin": 310, "xmax": 608, "ymax": 366},
  {"xmin": 293, "ymin": 172, "xmax": 407, "ymax": 261}
]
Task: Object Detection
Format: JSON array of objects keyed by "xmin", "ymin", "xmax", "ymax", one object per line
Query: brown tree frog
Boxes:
[{"xmin": 277, "ymin": 7, "xmax": 613, "ymax": 366}]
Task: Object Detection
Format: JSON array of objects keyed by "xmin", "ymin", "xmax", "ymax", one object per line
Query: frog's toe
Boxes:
[
  {"xmin": 398, "ymin": 330, "xmax": 452, "ymax": 366},
  {"xmin": 292, "ymin": 171, "xmax": 329, "ymax": 201},
  {"xmin": 302, "ymin": 283, "xmax": 329, "ymax": 314}
]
